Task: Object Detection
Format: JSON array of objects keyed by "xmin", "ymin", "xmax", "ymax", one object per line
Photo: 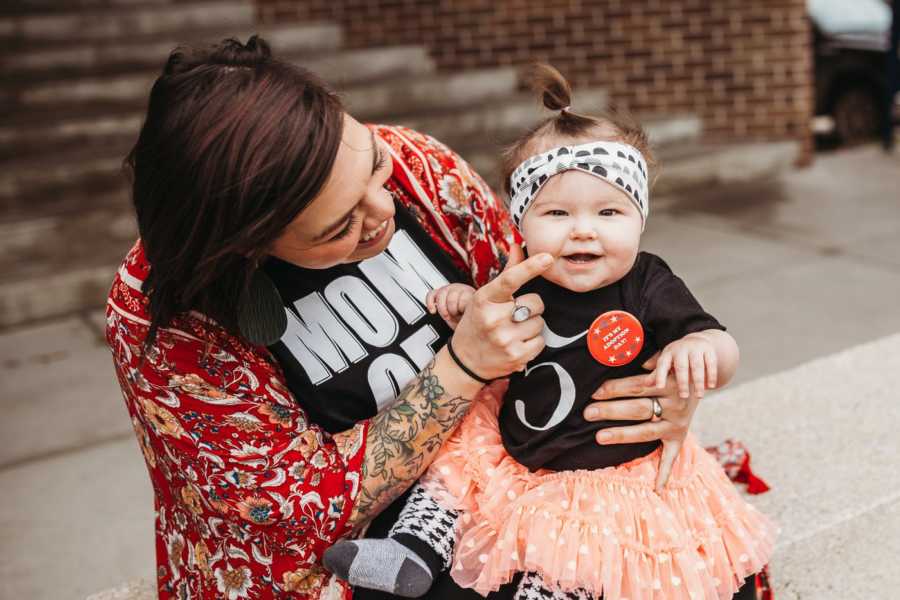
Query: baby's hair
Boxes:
[{"xmin": 501, "ymin": 64, "xmax": 657, "ymax": 198}]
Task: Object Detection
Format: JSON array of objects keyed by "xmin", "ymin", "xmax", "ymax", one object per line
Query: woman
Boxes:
[{"xmin": 106, "ymin": 37, "xmax": 727, "ymax": 600}]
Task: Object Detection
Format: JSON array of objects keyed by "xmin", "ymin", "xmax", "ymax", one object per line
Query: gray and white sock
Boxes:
[
  {"xmin": 323, "ymin": 538, "xmax": 433, "ymax": 598},
  {"xmin": 323, "ymin": 483, "xmax": 458, "ymax": 597}
]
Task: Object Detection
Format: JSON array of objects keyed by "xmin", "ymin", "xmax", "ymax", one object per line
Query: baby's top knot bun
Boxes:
[
  {"xmin": 528, "ymin": 63, "xmax": 574, "ymax": 113},
  {"xmin": 163, "ymin": 35, "xmax": 272, "ymax": 76},
  {"xmin": 501, "ymin": 62, "xmax": 656, "ymax": 197}
]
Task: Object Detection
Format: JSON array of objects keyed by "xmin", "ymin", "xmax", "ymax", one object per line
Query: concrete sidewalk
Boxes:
[
  {"xmin": 690, "ymin": 332, "xmax": 900, "ymax": 598},
  {"xmin": 1, "ymin": 143, "xmax": 899, "ymax": 599}
]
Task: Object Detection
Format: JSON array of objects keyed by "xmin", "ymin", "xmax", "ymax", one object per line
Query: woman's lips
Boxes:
[{"xmin": 358, "ymin": 219, "xmax": 390, "ymax": 247}]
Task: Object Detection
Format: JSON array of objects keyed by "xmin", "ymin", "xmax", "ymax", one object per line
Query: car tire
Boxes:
[{"xmin": 831, "ymin": 85, "xmax": 883, "ymax": 145}]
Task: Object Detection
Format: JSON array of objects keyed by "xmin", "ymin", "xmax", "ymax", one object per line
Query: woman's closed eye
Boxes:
[{"xmin": 330, "ymin": 213, "xmax": 359, "ymax": 241}]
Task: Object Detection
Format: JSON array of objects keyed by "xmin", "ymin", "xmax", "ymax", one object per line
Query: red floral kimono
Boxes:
[{"xmin": 106, "ymin": 125, "xmax": 520, "ymax": 600}]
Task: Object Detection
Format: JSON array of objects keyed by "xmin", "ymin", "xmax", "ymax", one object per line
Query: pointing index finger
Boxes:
[{"xmin": 481, "ymin": 253, "xmax": 553, "ymax": 302}]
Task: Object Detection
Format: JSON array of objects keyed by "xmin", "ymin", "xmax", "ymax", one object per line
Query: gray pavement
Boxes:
[{"xmin": 1, "ymin": 143, "xmax": 899, "ymax": 599}]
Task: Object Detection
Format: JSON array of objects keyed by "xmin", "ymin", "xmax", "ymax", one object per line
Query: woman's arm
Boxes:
[
  {"xmin": 344, "ymin": 347, "xmax": 481, "ymax": 527},
  {"xmin": 346, "ymin": 252, "xmax": 552, "ymax": 527}
]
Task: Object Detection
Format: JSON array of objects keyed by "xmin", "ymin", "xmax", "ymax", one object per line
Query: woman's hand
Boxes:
[
  {"xmin": 450, "ymin": 252, "xmax": 553, "ymax": 381},
  {"xmin": 583, "ymin": 353, "xmax": 699, "ymax": 493}
]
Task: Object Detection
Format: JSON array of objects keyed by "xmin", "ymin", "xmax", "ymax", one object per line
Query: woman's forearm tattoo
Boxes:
[{"xmin": 349, "ymin": 360, "xmax": 470, "ymax": 527}]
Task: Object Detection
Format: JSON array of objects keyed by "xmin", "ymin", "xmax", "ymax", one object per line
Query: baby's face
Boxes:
[{"xmin": 519, "ymin": 170, "xmax": 643, "ymax": 292}]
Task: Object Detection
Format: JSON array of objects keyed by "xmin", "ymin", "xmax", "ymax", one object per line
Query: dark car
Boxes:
[{"xmin": 811, "ymin": 0, "xmax": 898, "ymax": 144}]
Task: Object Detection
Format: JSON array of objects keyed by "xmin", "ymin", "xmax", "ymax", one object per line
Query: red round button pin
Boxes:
[{"xmin": 587, "ymin": 310, "xmax": 644, "ymax": 367}]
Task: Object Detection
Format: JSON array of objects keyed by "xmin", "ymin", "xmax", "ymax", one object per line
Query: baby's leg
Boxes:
[
  {"xmin": 514, "ymin": 572, "xmax": 595, "ymax": 600},
  {"xmin": 323, "ymin": 482, "xmax": 458, "ymax": 598}
]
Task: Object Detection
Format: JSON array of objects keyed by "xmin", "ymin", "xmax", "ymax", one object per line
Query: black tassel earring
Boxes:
[{"xmin": 237, "ymin": 269, "xmax": 288, "ymax": 346}]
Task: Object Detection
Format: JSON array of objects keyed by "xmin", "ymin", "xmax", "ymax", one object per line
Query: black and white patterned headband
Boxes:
[{"xmin": 508, "ymin": 140, "xmax": 650, "ymax": 230}]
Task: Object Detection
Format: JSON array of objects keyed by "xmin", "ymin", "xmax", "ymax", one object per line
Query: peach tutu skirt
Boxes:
[{"xmin": 420, "ymin": 382, "xmax": 777, "ymax": 600}]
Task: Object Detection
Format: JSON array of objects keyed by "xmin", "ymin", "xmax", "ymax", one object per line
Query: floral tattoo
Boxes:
[{"xmin": 350, "ymin": 360, "xmax": 470, "ymax": 526}]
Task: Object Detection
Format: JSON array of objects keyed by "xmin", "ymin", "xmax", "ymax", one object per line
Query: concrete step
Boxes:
[
  {"xmin": 0, "ymin": 109, "xmax": 140, "ymax": 161},
  {"xmin": 0, "ymin": 44, "xmax": 434, "ymax": 160},
  {"xmin": 0, "ymin": 21, "xmax": 345, "ymax": 81},
  {"xmin": 343, "ymin": 66, "xmax": 518, "ymax": 121},
  {"xmin": 651, "ymin": 140, "xmax": 801, "ymax": 198},
  {"xmin": 0, "ymin": 0, "xmax": 172, "ymax": 16},
  {"xmin": 0, "ymin": 148, "xmax": 127, "ymax": 214},
  {"xmin": 400, "ymin": 87, "xmax": 611, "ymax": 153},
  {"xmin": 0, "ymin": 201, "xmax": 135, "ymax": 328},
  {"xmin": 0, "ymin": 68, "xmax": 512, "ymax": 208},
  {"xmin": 289, "ymin": 44, "xmax": 434, "ymax": 88},
  {"xmin": 0, "ymin": 85, "xmax": 606, "ymax": 215},
  {"xmin": 687, "ymin": 331, "xmax": 900, "ymax": 598},
  {"xmin": 0, "ymin": 83, "xmax": 607, "ymax": 159},
  {"xmin": 1, "ymin": 62, "xmax": 508, "ymax": 123},
  {"xmin": 0, "ymin": 198, "xmax": 135, "ymax": 279},
  {"xmin": 0, "ymin": 1, "xmax": 253, "ymax": 46}
]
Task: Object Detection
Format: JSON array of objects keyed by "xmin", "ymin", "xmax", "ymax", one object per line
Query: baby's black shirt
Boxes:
[{"xmin": 499, "ymin": 252, "xmax": 725, "ymax": 472}]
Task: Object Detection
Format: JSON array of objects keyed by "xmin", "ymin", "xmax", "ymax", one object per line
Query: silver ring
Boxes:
[
  {"xmin": 511, "ymin": 304, "xmax": 532, "ymax": 323},
  {"xmin": 650, "ymin": 397, "xmax": 663, "ymax": 422}
]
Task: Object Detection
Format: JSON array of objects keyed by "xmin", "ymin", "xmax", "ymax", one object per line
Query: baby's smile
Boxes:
[{"xmin": 561, "ymin": 252, "xmax": 603, "ymax": 265}]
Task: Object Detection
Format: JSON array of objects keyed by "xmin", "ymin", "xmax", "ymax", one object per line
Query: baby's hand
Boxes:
[
  {"xmin": 426, "ymin": 283, "xmax": 476, "ymax": 330},
  {"xmin": 653, "ymin": 332, "xmax": 718, "ymax": 399}
]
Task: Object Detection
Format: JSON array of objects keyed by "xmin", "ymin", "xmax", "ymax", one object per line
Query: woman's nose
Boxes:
[{"xmin": 362, "ymin": 187, "xmax": 394, "ymax": 228}]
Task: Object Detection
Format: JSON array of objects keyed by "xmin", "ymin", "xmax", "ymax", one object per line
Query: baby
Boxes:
[{"xmin": 326, "ymin": 65, "xmax": 776, "ymax": 600}]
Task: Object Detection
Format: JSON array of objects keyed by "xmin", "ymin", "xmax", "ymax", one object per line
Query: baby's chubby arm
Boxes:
[
  {"xmin": 652, "ymin": 329, "xmax": 740, "ymax": 399},
  {"xmin": 426, "ymin": 283, "xmax": 477, "ymax": 330}
]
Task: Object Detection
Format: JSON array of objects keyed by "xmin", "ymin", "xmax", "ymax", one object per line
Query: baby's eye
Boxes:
[
  {"xmin": 599, "ymin": 208, "xmax": 620, "ymax": 216},
  {"xmin": 546, "ymin": 209, "xmax": 568, "ymax": 217}
]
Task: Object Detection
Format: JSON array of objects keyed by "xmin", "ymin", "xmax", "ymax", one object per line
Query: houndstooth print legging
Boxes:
[{"xmin": 390, "ymin": 482, "xmax": 591, "ymax": 599}]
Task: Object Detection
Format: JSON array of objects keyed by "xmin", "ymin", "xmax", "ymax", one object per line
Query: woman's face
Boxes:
[{"xmin": 270, "ymin": 115, "xmax": 396, "ymax": 268}]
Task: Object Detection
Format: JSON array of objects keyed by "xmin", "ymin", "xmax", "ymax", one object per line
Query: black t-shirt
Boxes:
[
  {"xmin": 500, "ymin": 252, "xmax": 725, "ymax": 472},
  {"xmin": 264, "ymin": 201, "xmax": 467, "ymax": 434}
]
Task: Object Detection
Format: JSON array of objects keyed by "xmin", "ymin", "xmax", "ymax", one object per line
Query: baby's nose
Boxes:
[{"xmin": 569, "ymin": 228, "xmax": 598, "ymax": 240}]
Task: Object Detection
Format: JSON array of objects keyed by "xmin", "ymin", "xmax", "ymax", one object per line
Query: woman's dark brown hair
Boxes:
[
  {"xmin": 501, "ymin": 64, "xmax": 656, "ymax": 197},
  {"xmin": 125, "ymin": 35, "xmax": 344, "ymax": 346}
]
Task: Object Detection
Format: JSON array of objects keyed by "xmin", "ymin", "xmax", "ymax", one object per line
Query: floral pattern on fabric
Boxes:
[
  {"xmin": 372, "ymin": 124, "xmax": 521, "ymax": 287},
  {"xmin": 106, "ymin": 125, "xmax": 518, "ymax": 599}
]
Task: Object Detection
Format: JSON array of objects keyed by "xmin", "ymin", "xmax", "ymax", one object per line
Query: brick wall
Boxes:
[{"xmin": 257, "ymin": 0, "xmax": 813, "ymax": 159}]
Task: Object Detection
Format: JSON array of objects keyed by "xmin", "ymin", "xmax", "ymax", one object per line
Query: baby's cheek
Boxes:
[
  {"xmin": 540, "ymin": 261, "xmax": 572, "ymax": 287},
  {"xmin": 523, "ymin": 226, "xmax": 568, "ymax": 256}
]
